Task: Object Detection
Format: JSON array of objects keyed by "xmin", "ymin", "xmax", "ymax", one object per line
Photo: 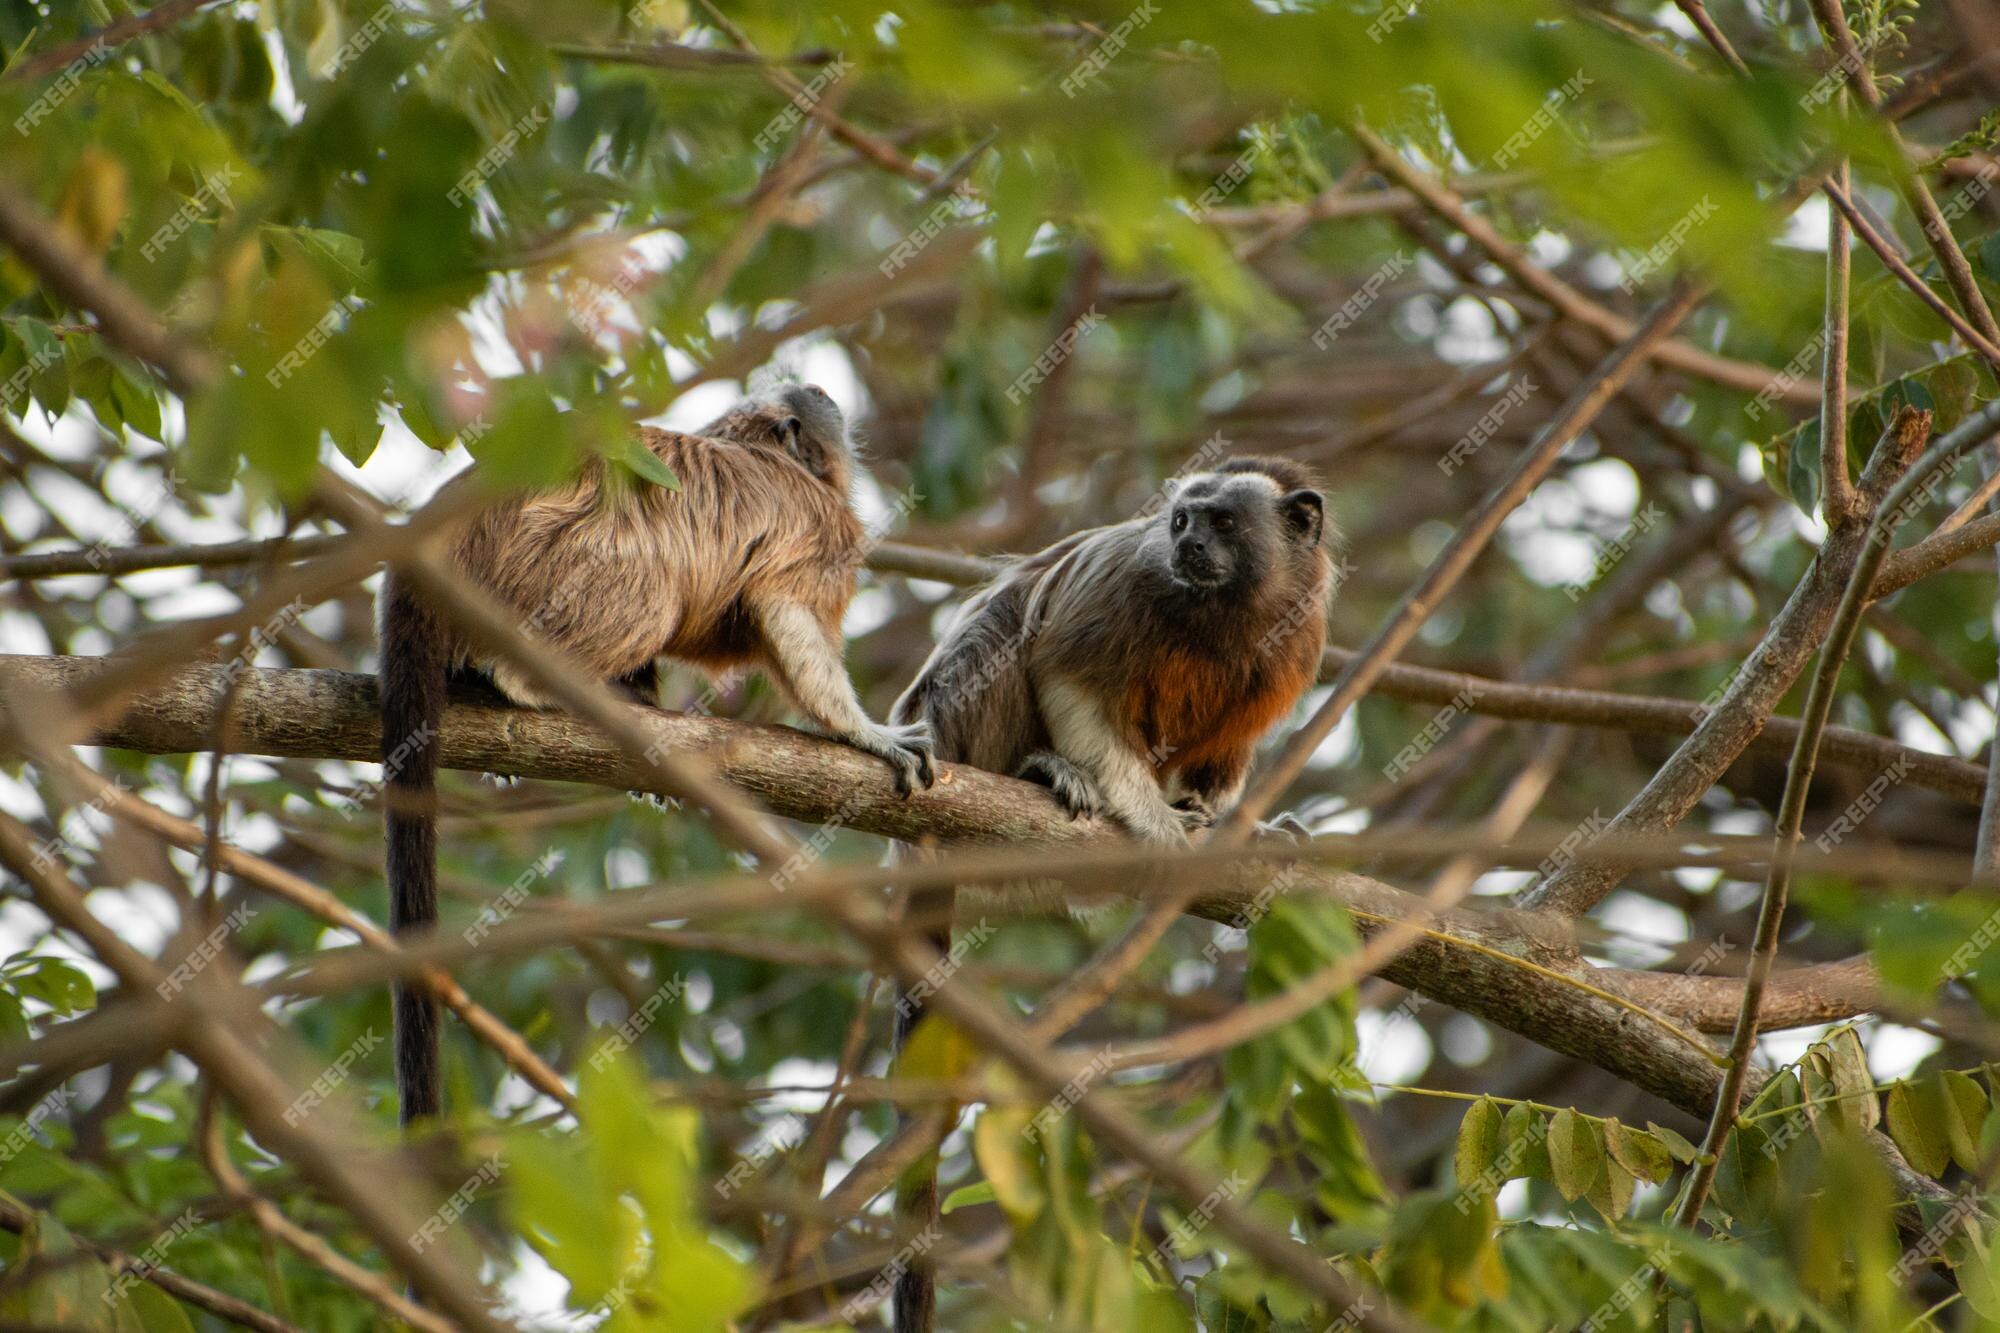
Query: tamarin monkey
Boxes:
[
  {"xmin": 379, "ymin": 384, "xmax": 934, "ymax": 1125},
  {"xmin": 886, "ymin": 456, "xmax": 1333, "ymax": 1333}
]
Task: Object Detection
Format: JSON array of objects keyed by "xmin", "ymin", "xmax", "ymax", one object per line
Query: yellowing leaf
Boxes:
[
  {"xmin": 55, "ymin": 148, "xmax": 128, "ymax": 258},
  {"xmin": 1454, "ymin": 1096, "xmax": 1502, "ymax": 1192},
  {"xmin": 1604, "ymin": 1119, "xmax": 1673, "ymax": 1185},
  {"xmin": 1586, "ymin": 1154, "xmax": 1635, "ymax": 1221},
  {"xmin": 971, "ymin": 1104, "xmax": 1045, "ymax": 1223},
  {"xmin": 897, "ymin": 1012, "xmax": 978, "ymax": 1083},
  {"xmin": 1820, "ymin": 1028, "xmax": 1879, "ymax": 1128},
  {"xmin": 1547, "ymin": 1109, "xmax": 1604, "ymax": 1203}
]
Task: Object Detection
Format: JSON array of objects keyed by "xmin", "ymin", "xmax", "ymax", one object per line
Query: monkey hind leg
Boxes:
[
  {"xmin": 1016, "ymin": 751, "xmax": 1105, "ymax": 821},
  {"xmin": 487, "ymin": 660, "xmax": 562, "ymax": 711}
]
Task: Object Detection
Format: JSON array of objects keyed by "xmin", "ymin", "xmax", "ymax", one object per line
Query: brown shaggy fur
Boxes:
[
  {"xmin": 438, "ymin": 406, "xmax": 865, "ymax": 702},
  {"xmin": 378, "ymin": 385, "xmax": 931, "ymax": 1130}
]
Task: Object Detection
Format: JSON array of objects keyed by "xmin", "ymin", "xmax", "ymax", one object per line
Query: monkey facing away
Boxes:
[
  {"xmin": 379, "ymin": 384, "xmax": 934, "ymax": 1125},
  {"xmin": 886, "ymin": 456, "xmax": 1335, "ymax": 1332}
]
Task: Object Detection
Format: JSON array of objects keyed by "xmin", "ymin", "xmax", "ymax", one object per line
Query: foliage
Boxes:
[{"xmin": 1, "ymin": 0, "xmax": 1998, "ymax": 1329}]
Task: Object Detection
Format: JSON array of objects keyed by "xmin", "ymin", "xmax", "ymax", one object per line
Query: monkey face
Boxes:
[
  {"xmin": 1166, "ymin": 473, "xmax": 1326, "ymax": 594},
  {"xmin": 1167, "ymin": 499, "xmax": 1238, "ymax": 589}
]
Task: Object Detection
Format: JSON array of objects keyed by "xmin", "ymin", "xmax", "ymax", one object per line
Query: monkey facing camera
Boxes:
[
  {"xmin": 896, "ymin": 455, "xmax": 1333, "ymax": 848},
  {"xmin": 887, "ymin": 454, "xmax": 1337, "ymax": 1331},
  {"xmin": 375, "ymin": 384, "xmax": 934, "ymax": 1128}
]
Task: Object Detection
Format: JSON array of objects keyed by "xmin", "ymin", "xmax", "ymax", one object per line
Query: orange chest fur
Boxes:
[{"xmin": 1123, "ymin": 644, "xmax": 1316, "ymax": 773}]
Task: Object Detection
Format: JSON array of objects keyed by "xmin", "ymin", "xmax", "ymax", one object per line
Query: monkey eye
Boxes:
[
  {"xmin": 1212, "ymin": 513, "xmax": 1234, "ymax": 533},
  {"xmin": 1171, "ymin": 511, "xmax": 1188, "ymax": 533}
]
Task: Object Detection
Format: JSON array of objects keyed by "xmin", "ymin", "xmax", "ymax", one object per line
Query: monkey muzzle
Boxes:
[{"xmin": 1171, "ymin": 538, "xmax": 1227, "ymax": 589}]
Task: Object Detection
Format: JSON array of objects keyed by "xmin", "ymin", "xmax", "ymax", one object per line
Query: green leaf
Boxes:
[
  {"xmin": 1454, "ymin": 1096, "xmax": 1502, "ymax": 1191},
  {"xmin": 1818, "ymin": 1027, "xmax": 1880, "ymax": 1131},
  {"xmin": 0, "ymin": 992, "xmax": 28, "ymax": 1046},
  {"xmin": 1603, "ymin": 1119, "xmax": 1672, "ymax": 1185},
  {"xmin": 109, "ymin": 369, "xmax": 162, "ymax": 442},
  {"xmin": 614, "ymin": 435, "xmax": 682, "ymax": 491},
  {"xmin": 1886, "ymin": 1079, "xmax": 1951, "ymax": 1178},
  {"xmin": 1939, "ymin": 1069, "xmax": 1988, "ymax": 1173},
  {"xmin": 1647, "ymin": 1121, "xmax": 1700, "ymax": 1164},
  {"xmin": 1382, "ymin": 1189, "xmax": 1504, "ymax": 1318},
  {"xmin": 1585, "ymin": 1152, "xmax": 1635, "ymax": 1222},
  {"xmin": 1503, "ymin": 1101, "xmax": 1553, "ymax": 1182},
  {"xmin": 1786, "ymin": 418, "xmax": 1820, "ymax": 514},
  {"xmin": 5, "ymin": 957, "xmax": 94, "ymax": 1016},
  {"xmin": 1713, "ymin": 1119, "xmax": 1780, "ymax": 1225},
  {"xmin": 123, "ymin": 1283, "xmax": 197, "ymax": 1333},
  {"xmin": 1295, "ymin": 1081, "xmax": 1389, "ymax": 1213},
  {"xmin": 1546, "ymin": 1108, "xmax": 1603, "ymax": 1203},
  {"xmin": 940, "ymin": 1180, "xmax": 997, "ymax": 1215}
]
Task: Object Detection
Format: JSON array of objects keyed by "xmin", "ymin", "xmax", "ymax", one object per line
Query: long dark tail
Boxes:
[
  {"xmin": 381, "ymin": 574, "xmax": 445, "ymax": 1127},
  {"xmin": 892, "ymin": 882, "xmax": 953, "ymax": 1333}
]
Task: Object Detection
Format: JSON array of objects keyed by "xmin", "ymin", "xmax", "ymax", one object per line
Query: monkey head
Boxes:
[
  {"xmin": 700, "ymin": 383, "xmax": 853, "ymax": 492},
  {"xmin": 1161, "ymin": 457, "xmax": 1325, "ymax": 594}
]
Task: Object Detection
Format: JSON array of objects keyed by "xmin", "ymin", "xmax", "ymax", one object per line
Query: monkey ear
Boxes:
[
  {"xmin": 1280, "ymin": 489, "xmax": 1324, "ymax": 544},
  {"xmin": 776, "ymin": 415, "xmax": 834, "ymax": 482},
  {"xmin": 774, "ymin": 415, "xmax": 804, "ymax": 456}
]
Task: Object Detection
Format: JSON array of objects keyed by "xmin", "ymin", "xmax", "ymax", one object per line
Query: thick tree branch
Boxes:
[
  {"xmin": 1321, "ymin": 646, "xmax": 1986, "ymax": 803},
  {"xmin": 0, "ymin": 654, "xmax": 1912, "ymax": 1103}
]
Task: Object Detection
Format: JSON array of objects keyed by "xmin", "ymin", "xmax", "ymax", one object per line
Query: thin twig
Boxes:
[
  {"xmin": 4, "ymin": 0, "xmax": 218, "ymax": 84},
  {"xmin": 1523, "ymin": 403, "xmax": 1938, "ymax": 915},
  {"xmin": 1821, "ymin": 175, "xmax": 2000, "ymax": 368},
  {"xmin": 829, "ymin": 894, "xmax": 1418, "ymax": 1332},
  {"xmin": 194, "ymin": 1087, "xmax": 456, "ymax": 1333},
  {"xmin": 0, "ymin": 180, "xmax": 214, "ymax": 392},
  {"xmin": 1805, "ymin": 0, "xmax": 2000, "ymax": 344},
  {"xmin": 1674, "ymin": 399, "xmax": 2000, "ymax": 1226},
  {"xmin": 1223, "ymin": 282, "xmax": 1708, "ymax": 836},
  {"xmin": 0, "ymin": 1198, "xmax": 301, "ymax": 1333},
  {"xmin": 1347, "ymin": 122, "xmax": 1813, "ymax": 402},
  {"xmin": 1821, "ymin": 160, "xmax": 1858, "ymax": 525},
  {"xmin": 0, "ymin": 812, "xmax": 514, "ymax": 1331}
]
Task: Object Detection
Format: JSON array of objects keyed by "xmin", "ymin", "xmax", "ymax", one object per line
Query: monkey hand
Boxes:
[
  {"xmin": 842, "ymin": 721, "xmax": 936, "ymax": 797},
  {"xmin": 1170, "ymin": 794, "xmax": 1216, "ymax": 830},
  {"xmin": 1016, "ymin": 752, "xmax": 1105, "ymax": 821}
]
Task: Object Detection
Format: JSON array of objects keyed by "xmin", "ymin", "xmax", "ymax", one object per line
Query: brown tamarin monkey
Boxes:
[
  {"xmin": 885, "ymin": 456, "xmax": 1333, "ymax": 1333},
  {"xmin": 379, "ymin": 384, "xmax": 934, "ymax": 1125}
]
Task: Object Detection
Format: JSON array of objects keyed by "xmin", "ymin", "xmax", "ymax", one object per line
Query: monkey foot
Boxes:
[
  {"xmin": 843, "ymin": 721, "xmax": 936, "ymax": 797},
  {"xmin": 1016, "ymin": 751, "xmax": 1105, "ymax": 820}
]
